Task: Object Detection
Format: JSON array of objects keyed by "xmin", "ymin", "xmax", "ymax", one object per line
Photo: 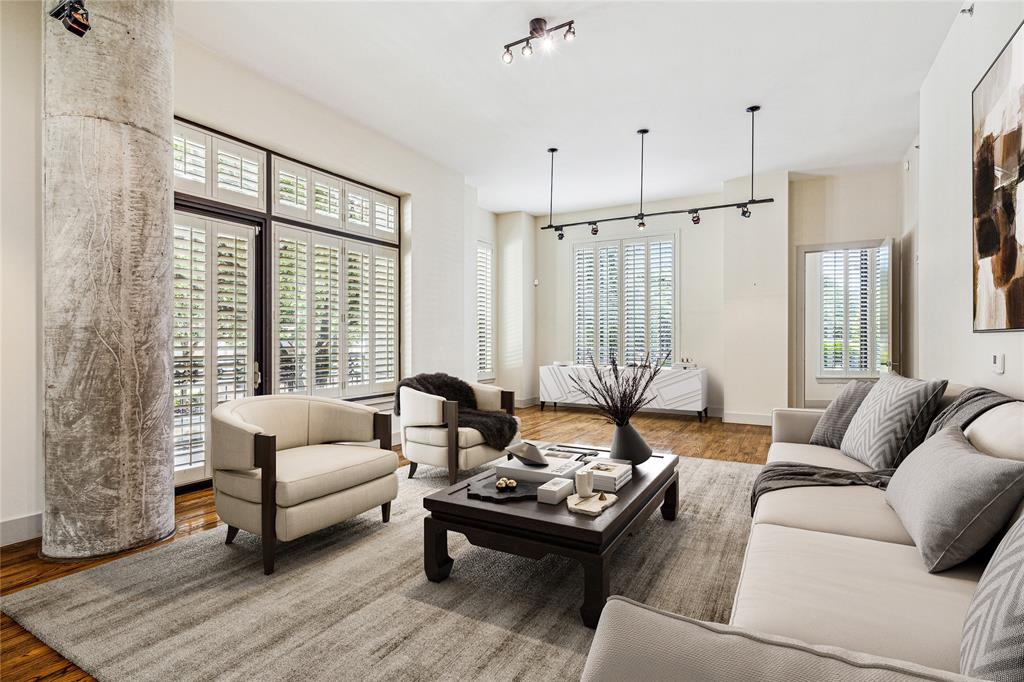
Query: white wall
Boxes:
[
  {"xmin": 496, "ymin": 212, "xmax": 537, "ymax": 403},
  {"xmin": 900, "ymin": 140, "xmax": 920, "ymax": 380},
  {"xmin": 916, "ymin": 6, "xmax": 1024, "ymax": 397},
  {"xmin": 0, "ymin": 1, "xmax": 44, "ymax": 545},
  {"xmin": 464, "ymin": 185, "xmax": 497, "ymax": 382}
]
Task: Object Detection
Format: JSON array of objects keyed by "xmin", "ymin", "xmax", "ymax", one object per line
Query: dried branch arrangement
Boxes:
[{"xmin": 568, "ymin": 353, "xmax": 669, "ymax": 426}]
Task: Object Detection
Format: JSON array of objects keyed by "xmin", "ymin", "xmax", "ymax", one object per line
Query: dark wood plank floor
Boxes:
[{"xmin": 0, "ymin": 406, "xmax": 769, "ymax": 681}]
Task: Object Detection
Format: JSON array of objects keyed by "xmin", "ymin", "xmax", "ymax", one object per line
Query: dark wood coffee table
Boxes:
[{"xmin": 422, "ymin": 453, "xmax": 679, "ymax": 627}]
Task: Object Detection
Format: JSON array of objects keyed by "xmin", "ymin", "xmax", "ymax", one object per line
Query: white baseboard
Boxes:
[
  {"xmin": 1, "ymin": 512, "xmax": 42, "ymax": 546},
  {"xmin": 516, "ymin": 397, "xmax": 539, "ymax": 408},
  {"xmin": 722, "ymin": 411, "xmax": 772, "ymax": 426}
]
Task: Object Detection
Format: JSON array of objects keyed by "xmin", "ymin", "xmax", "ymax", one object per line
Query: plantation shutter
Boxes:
[
  {"xmin": 311, "ymin": 234, "xmax": 342, "ymax": 395},
  {"xmin": 373, "ymin": 192, "xmax": 399, "ymax": 242},
  {"xmin": 596, "ymin": 242, "xmax": 621, "ymax": 365},
  {"xmin": 273, "ymin": 158, "xmax": 311, "ymax": 220},
  {"xmin": 344, "ymin": 241, "xmax": 372, "ymax": 394},
  {"xmin": 819, "ymin": 244, "xmax": 890, "ymax": 376},
  {"xmin": 172, "ymin": 215, "xmax": 208, "ymax": 471},
  {"xmin": 820, "ymin": 250, "xmax": 845, "ymax": 372},
  {"xmin": 476, "ymin": 243, "xmax": 494, "ymax": 379},
  {"xmin": 574, "ymin": 245, "xmax": 596, "ymax": 364},
  {"xmin": 345, "ymin": 183, "xmax": 372, "ymax": 234},
  {"xmin": 311, "ymin": 171, "xmax": 343, "ymax": 229},
  {"xmin": 212, "ymin": 221, "xmax": 256, "ymax": 406},
  {"xmin": 275, "ymin": 226, "xmax": 311, "ymax": 394},
  {"xmin": 212, "ymin": 138, "xmax": 263, "ymax": 210},
  {"xmin": 372, "ymin": 246, "xmax": 399, "ymax": 391},
  {"xmin": 648, "ymin": 237, "xmax": 674, "ymax": 365},
  {"xmin": 172, "ymin": 122, "xmax": 210, "ymax": 196},
  {"xmin": 622, "ymin": 240, "xmax": 647, "ymax": 365},
  {"xmin": 874, "ymin": 241, "xmax": 891, "ymax": 373}
]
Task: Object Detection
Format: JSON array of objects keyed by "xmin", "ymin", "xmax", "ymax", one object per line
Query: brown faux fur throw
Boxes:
[{"xmin": 395, "ymin": 373, "xmax": 518, "ymax": 451}]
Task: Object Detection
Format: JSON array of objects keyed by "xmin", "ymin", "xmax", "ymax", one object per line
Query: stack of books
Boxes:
[
  {"xmin": 495, "ymin": 456, "xmax": 585, "ymax": 484},
  {"xmin": 579, "ymin": 459, "xmax": 632, "ymax": 492}
]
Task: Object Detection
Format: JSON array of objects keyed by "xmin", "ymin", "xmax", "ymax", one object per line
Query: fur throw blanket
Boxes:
[{"xmin": 394, "ymin": 373, "xmax": 518, "ymax": 451}]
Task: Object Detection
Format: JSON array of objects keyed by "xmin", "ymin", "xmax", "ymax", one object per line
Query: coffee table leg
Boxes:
[
  {"xmin": 424, "ymin": 516, "xmax": 453, "ymax": 582},
  {"xmin": 661, "ymin": 476, "xmax": 679, "ymax": 521},
  {"xmin": 580, "ymin": 554, "xmax": 610, "ymax": 628}
]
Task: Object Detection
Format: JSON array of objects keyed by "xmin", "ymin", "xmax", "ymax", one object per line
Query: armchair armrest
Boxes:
[
  {"xmin": 468, "ymin": 381, "xmax": 516, "ymax": 416},
  {"xmin": 771, "ymin": 408, "xmax": 825, "ymax": 444},
  {"xmin": 399, "ymin": 386, "xmax": 446, "ymax": 426},
  {"xmin": 211, "ymin": 403, "xmax": 264, "ymax": 470},
  {"xmin": 582, "ymin": 597, "xmax": 971, "ymax": 682},
  {"xmin": 373, "ymin": 412, "xmax": 392, "ymax": 450}
]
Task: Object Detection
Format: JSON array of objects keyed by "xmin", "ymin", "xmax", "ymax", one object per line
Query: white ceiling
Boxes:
[{"xmin": 175, "ymin": 1, "xmax": 961, "ymax": 215}]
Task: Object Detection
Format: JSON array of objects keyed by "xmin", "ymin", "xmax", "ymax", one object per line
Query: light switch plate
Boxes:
[{"xmin": 992, "ymin": 353, "xmax": 1005, "ymax": 375}]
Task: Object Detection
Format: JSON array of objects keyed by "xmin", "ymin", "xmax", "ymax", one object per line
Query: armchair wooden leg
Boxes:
[
  {"xmin": 445, "ymin": 400, "xmax": 460, "ymax": 487},
  {"xmin": 448, "ymin": 468, "xmax": 458, "ymax": 486},
  {"xmin": 382, "ymin": 502, "xmax": 391, "ymax": 523},
  {"xmin": 263, "ymin": 536, "xmax": 276, "ymax": 575},
  {"xmin": 408, "ymin": 462, "xmax": 418, "ymax": 479},
  {"xmin": 225, "ymin": 525, "xmax": 239, "ymax": 545}
]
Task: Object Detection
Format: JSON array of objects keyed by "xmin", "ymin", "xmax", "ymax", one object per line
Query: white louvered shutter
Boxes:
[
  {"xmin": 345, "ymin": 183, "xmax": 372, "ymax": 234},
  {"xmin": 311, "ymin": 171, "xmax": 343, "ymax": 229},
  {"xmin": 874, "ymin": 242, "xmax": 891, "ymax": 373},
  {"xmin": 212, "ymin": 220, "xmax": 255, "ymax": 406},
  {"xmin": 172, "ymin": 215, "xmax": 208, "ymax": 471},
  {"xmin": 212, "ymin": 138, "xmax": 263, "ymax": 210},
  {"xmin": 311, "ymin": 234, "xmax": 342, "ymax": 395},
  {"xmin": 172, "ymin": 122, "xmax": 210, "ymax": 196},
  {"xmin": 372, "ymin": 246, "xmax": 398, "ymax": 391},
  {"xmin": 373, "ymin": 192, "xmax": 399, "ymax": 243},
  {"xmin": 574, "ymin": 245, "xmax": 596, "ymax": 364},
  {"xmin": 596, "ymin": 242, "xmax": 621, "ymax": 365},
  {"xmin": 648, "ymin": 238, "xmax": 674, "ymax": 365},
  {"xmin": 820, "ymin": 250, "xmax": 845, "ymax": 372},
  {"xmin": 622, "ymin": 240, "xmax": 647, "ymax": 365},
  {"xmin": 344, "ymin": 241, "xmax": 372, "ymax": 394},
  {"xmin": 476, "ymin": 243, "xmax": 494, "ymax": 379},
  {"xmin": 273, "ymin": 158, "xmax": 310, "ymax": 220},
  {"xmin": 846, "ymin": 248, "xmax": 870, "ymax": 373},
  {"xmin": 275, "ymin": 226, "xmax": 311, "ymax": 393}
]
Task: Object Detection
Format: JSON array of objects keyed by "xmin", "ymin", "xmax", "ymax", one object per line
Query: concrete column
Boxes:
[{"xmin": 42, "ymin": 0, "xmax": 175, "ymax": 557}]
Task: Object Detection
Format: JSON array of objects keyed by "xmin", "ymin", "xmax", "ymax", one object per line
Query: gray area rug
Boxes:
[{"xmin": 2, "ymin": 457, "xmax": 759, "ymax": 681}]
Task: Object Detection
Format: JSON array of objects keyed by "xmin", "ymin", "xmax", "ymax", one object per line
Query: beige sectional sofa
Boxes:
[{"xmin": 582, "ymin": 388, "xmax": 1024, "ymax": 681}]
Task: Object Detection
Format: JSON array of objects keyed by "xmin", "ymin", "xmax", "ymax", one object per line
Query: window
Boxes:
[
  {"xmin": 819, "ymin": 244, "xmax": 890, "ymax": 377},
  {"xmin": 312, "ymin": 171, "xmax": 342, "ymax": 228},
  {"xmin": 346, "ymin": 183, "xmax": 372, "ymax": 233},
  {"xmin": 172, "ymin": 212, "xmax": 256, "ymax": 482},
  {"xmin": 173, "ymin": 121, "xmax": 265, "ymax": 211},
  {"xmin": 273, "ymin": 224, "xmax": 399, "ymax": 397},
  {"xmin": 373, "ymin": 192, "xmax": 399, "ymax": 241},
  {"xmin": 574, "ymin": 235, "xmax": 674, "ymax": 366},
  {"xmin": 273, "ymin": 158, "xmax": 311, "ymax": 220},
  {"xmin": 476, "ymin": 243, "xmax": 495, "ymax": 379}
]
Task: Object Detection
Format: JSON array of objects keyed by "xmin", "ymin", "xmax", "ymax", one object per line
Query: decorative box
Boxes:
[
  {"xmin": 537, "ymin": 477, "xmax": 574, "ymax": 504},
  {"xmin": 495, "ymin": 458, "xmax": 585, "ymax": 484}
]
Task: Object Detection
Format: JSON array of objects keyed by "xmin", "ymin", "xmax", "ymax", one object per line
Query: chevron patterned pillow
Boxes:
[
  {"xmin": 839, "ymin": 374, "xmax": 948, "ymax": 469},
  {"xmin": 961, "ymin": 516, "xmax": 1024, "ymax": 681}
]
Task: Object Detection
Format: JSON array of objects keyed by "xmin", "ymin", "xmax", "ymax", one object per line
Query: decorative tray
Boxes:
[{"xmin": 466, "ymin": 477, "xmax": 540, "ymax": 503}]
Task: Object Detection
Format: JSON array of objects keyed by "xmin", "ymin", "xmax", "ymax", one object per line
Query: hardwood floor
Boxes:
[{"xmin": 0, "ymin": 406, "xmax": 769, "ymax": 681}]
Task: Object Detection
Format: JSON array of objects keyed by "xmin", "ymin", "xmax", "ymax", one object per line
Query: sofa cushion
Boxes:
[
  {"xmin": 214, "ymin": 444, "xmax": 398, "ymax": 507},
  {"xmin": 582, "ymin": 597, "xmax": 973, "ymax": 682},
  {"xmin": 961, "ymin": 516, "xmax": 1024, "ymax": 681},
  {"xmin": 840, "ymin": 374, "xmax": 948, "ymax": 468},
  {"xmin": 731, "ymin": 523, "xmax": 984, "ymax": 673},
  {"xmin": 964, "ymin": 402, "xmax": 1024, "ymax": 462},
  {"xmin": 767, "ymin": 442, "xmax": 872, "ymax": 472},
  {"xmin": 886, "ymin": 426, "xmax": 1024, "ymax": 573},
  {"xmin": 754, "ymin": 485, "xmax": 913, "ymax": 545},
  {"xmin": 809, "ymin": 380, "xmax": 875, "ymax": 449}
]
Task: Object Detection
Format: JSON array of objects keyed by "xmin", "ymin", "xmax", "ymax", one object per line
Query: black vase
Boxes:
[{"xmin": 610, "ymin": 422, "xmax": 652, "ymax": 466}]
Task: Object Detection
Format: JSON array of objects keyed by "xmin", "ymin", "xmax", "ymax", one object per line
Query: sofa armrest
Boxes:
[
  {"xmin": 771, "ymin": 408, "xmax": 826, "ymax": 444},
  {"xmin": 399, "ymin": 386, "xmax": 446, "ymax": 427},
  {"xmin": 581, "ymin": 597, "xmax": 973, "ymax": 682}
]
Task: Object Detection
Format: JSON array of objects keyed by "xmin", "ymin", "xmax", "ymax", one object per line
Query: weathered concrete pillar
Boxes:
[{"xmin": 42, "ymin": 0, "xmax": 175, "ymax": 557}]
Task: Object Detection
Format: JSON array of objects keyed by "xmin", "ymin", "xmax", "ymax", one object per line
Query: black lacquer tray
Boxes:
[{"xmin": 466, "ymin": 477, "xmax": 540, "ymax": 503}]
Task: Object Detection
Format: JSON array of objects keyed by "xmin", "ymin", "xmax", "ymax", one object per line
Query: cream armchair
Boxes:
[
  {"xmin": 400, "ymin": 381, "xmax": 518, "ymax": 484},
  {"xmin": 211, "ymin": 395, "xmax": 398, "ymax": 574}
]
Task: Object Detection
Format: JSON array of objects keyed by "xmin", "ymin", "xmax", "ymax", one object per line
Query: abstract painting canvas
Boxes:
[{"xmin": 973, "ymin": 21, "xmax": 1024, "ymax": 331}]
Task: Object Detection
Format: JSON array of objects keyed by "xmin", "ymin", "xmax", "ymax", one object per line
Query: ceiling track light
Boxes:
[
  {"xmin": 502, "ymin": 17, "xmax": 576, "ymax": 64},
  {"xmin": 540, "ymin": 106, "xmax": 775, "ymax": 236}
]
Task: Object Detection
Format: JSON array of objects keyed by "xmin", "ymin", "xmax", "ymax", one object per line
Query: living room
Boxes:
[{"xmin": 2, "ymin": 1, "xmax": 1023, "ymax": 680}]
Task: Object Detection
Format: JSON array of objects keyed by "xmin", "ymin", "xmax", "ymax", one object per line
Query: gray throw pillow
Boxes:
[
  {"xmin": 886, "ymin": 426, "xmax": 1024, "ymax": 573},
  {"xmin": 809, "ymin": 380, "xmax": 874, "ymax": 449},
  {"xmin": 961, "ymin": 515, "xmax": 1024, "ymax": 681},
  {"xmin": 840, "ymin": 373, "xmax": 948, "ymax": 468}
]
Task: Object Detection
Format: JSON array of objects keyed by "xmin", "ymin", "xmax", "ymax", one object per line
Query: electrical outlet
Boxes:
[{"xmin": 991, "ymin": 353, "xmax": 1005, "ymax": 375}]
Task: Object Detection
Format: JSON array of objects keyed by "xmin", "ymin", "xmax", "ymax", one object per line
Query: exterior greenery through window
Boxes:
[
  {"xmin": 476, "ymin": 243, "xmax": 495, "ymax": 379},
  {"xmin": 573, "ymin": 236, "xmax": 674, "ymax": 366}
]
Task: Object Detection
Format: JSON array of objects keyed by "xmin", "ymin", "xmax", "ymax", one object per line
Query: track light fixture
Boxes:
[
  {"xmin": 540, "ymin": 106, "xmax": 775, "ymax": 237},
  {"xmin": 49, "ymin": 0, "xmax": 91, "ymax": 36},
  {"xmin": 501, "ymin": 17, "xmax": 575, "ymax": 64}
]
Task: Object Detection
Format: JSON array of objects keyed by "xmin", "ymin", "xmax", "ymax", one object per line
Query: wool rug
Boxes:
[{"xmin": 2, "ymin": 457, "xmax": 760, "ymax": 681}]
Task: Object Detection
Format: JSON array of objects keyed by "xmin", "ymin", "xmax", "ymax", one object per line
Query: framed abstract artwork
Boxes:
[{"xmin": 973, "ymin": 20, "xmax": 1024, "ymax": 332}]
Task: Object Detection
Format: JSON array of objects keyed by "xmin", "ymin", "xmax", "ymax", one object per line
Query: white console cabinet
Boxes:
[{"xmin": 539, "ymin": 365, "xmax": 709, "ymax": 421}]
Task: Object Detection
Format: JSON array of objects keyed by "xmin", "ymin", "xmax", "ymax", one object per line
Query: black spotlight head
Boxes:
[
  {"xmin": 589, "ymin": 223, "xmax": 599, "ymax": 236},
  {"xmin": 740, "ymin": 205, "xmax": 751, "ymax": 218},
  {"xmin": 556, "ymin": 229, "xmax": 565, "ymax": 241},
  {"xmin": 50, "ymin": 0, "xmax": 91, "ymax": 36},
  {"xmin": 690, "ymin": 212, "xmax": 700, "ymax": 225}
]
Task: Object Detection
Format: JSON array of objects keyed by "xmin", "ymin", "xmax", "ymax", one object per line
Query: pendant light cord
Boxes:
[
  {"xmin": 750, "ymin": 108, "xmax": 755, "ymax": 201},
  {"xmin": 547, "ymin": 148, "xmax": 557, "ymax": 227},
  {"xmin": 639, "ymin": 131, "xmax": 646, "ymax": 216}
]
